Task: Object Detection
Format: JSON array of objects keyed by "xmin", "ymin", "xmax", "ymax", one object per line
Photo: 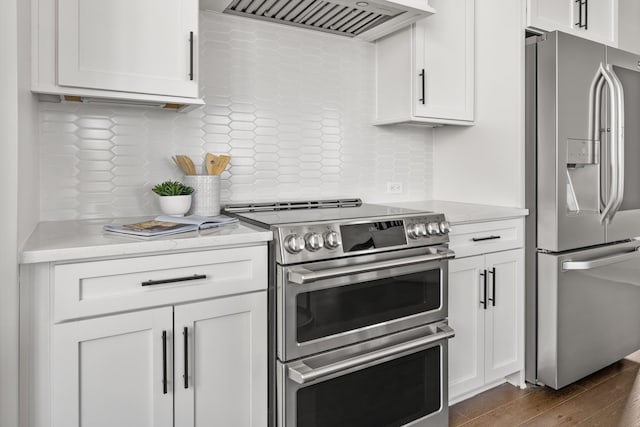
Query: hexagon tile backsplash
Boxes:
[{"xmin": 39, "ymin": 11, "xmax": 434, "ymax": 221}]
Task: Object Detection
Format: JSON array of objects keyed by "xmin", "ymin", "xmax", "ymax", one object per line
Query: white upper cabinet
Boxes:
[
  {"xmin": 58, "ymin": 0, "xmax": 198, "ymax": 97},
  {"xmin": 375, "ymin": 0, "xmax": 475, "ymax": 126},
  {"xmin": 527, "ymin": 0, "xmax": 618, "ymax": 46},
  {"xmin": 618, "ymin": 0, "xmax": 640, "ymax": 54},
  {"xmin": 33, "ymin": 0, "xmax": 203, "ymax": 110}
]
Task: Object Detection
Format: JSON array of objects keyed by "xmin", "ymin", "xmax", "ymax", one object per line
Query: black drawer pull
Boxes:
[
  {"xmin": 183, "ymin": 327, "xmax": 189, "ymax": 389},
  {"xmin": 162, "ymin": 330, "xmax": 168, "ymax": 394},
  {"xmin": 480, "ymin": 270, "xmax": 488, "ymax": 310},
  {"xmin": 189, "ymin": 31, "xmax": 194, "ymax": 81},
  {"xmin": 488, "ymin": 267, "xmax": 496, "ymax": 306},
  {"xmin": 472, "ymin": 235, "xmax": 501, "ymax": 242},
  {"xmin": 419, "ymin": 69, "xmax": 426, "ymax": 104},
  {"xmin": 142, "ymin": 274, "xmax": 207, "ymax": 287}
]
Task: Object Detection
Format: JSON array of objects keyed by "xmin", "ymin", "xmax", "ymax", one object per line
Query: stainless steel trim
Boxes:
[
  {"xmin": 287, "ymin": 249, "xmax": 455, "ymax": 285},
  {"xmin": 223, "ymin": 0, "xmax": 399, "ymax": 38},
  {"xmin": 287, "ymin": 324, "xmax": 454, "ymax": 384},
  {"xmin": 562, "ymin": 247, "xmax": 640, "ymax": 271},
  {"xmin": 278, "ymin": 246, "xmax": 449, "ymax": 361},
  {"xmin": 600, "ymin": 64, "xmax": 619, "ymax": 224},
  {"xmin": 278, "ymin": 321, "xmax": 451, "ymax": 427},
  {"xmin": 608, "ymin": 64, "xmax": 625, "ymax": 221},
  {"xmin": 588, "ymin": 65, "xmax": 604, "ymax": 143}
]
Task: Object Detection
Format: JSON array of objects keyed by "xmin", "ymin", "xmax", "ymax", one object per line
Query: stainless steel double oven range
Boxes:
[{"xmin": 225, "ymin": 199, "xmax": 455, "ymax": 427}]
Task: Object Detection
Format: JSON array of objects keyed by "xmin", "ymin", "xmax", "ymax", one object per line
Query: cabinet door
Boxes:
[
  {"xmin": 585, "ymin": 0, "xmax": 617, "ymax": 45},
  {"xmin": 57, "ymin": 0, "xmax": 198, "ymax": 97},
  {"xmin": 174, "ymin": 292, "xmax": 267, "ymax": 427},
  {"xmin": 527, "ymin": 0, "xmax": 574, "ymax": 32},
  {"xmin": 618, "ymin": 0, "xmax": 640, "ymax": 54},
  {"xmin": 484, "ymin": 249, "xmax": 524, "ymax": 383},
  {"xmin": 448, "ymin": 256, "xmax": 485, "ymax": 400},
  {"xmin": 414, "ymin": 0, "xmax": 474, "ymax": 122},
  {"xmin": 527, "ymin": 0, "xmax": 617, "ymax": 45},
  {"xmin": 52, "ymin": 307, "xmax": 174, "ymax": 427}
]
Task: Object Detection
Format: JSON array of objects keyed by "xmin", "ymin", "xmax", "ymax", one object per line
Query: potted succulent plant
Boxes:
[{"xmin": 152, "ymin": 180, "xmax": 194, "ymax": 216}]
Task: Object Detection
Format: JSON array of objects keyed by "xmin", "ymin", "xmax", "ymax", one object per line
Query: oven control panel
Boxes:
[{"xmin": 274, "ymin": 214, "xmax": 450, "ymax": 264}]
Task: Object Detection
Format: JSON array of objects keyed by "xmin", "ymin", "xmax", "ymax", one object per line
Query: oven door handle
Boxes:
[
  {"xmin": 287, "ymin": 250, "xmax": 455, "ymax": 285},
  {"xmin": 288, "ymin": 324, "xmax": 455, "ymax": 384}
]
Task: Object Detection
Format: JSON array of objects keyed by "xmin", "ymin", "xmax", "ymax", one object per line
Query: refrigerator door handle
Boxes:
[
  {"xmin": 562, "ymin": 247, "xmax": 640, "ymax": 271},
  {"xmin": 608, "ymin": 64, "xmax": 625, "ymax": 221},
  {"xmin": 588, "ymin": 65, "xmax": 605, "ymax": 144},
  {"xmin": 599, "ymin": 64, "xmax": 620, "ymax": 224}
]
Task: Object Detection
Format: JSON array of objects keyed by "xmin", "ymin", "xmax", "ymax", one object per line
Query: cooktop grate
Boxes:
[{"xmin": 224, "ymin": 0, "xmax": 400, "ymax": 37}]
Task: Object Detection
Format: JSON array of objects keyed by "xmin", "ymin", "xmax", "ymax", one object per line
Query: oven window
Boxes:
[
  {"xmin": 296, "ymin": 347, "xmax": 442, "ymax": 427},
  {"xmin": 296, "ymin": 270, "xmax": 441, "ymax": 343}
]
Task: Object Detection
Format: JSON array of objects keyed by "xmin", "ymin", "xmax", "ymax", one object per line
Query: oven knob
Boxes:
[
  {"xmin": 408, "ymin": 223, "xmax": 427, "ymax": 239},
  {"xmin": 323, "ymin": 231, "xmax": 341, "ymax": 249},
  {"xmin": 439, "ymin": 221, "xmax": 451, "ymax": 234},
  {"xmin": 305, "ymin": 232, "xmax": 324, "ymax": 251},
  {"xmin": 427, "ymin": 222, "xmax": 441, "ymax": 235},
  {"xmin": 284, "ymin": 234, "xmax": 306, "ymax": 254}
]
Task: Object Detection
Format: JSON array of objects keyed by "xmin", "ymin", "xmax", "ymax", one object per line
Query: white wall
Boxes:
[
  {"xmin": 433, "ymin": 0, "xmax": 525, "ymax": 207},
  {"xmin": 0, "ymin": 0, "xmax": 20, "ymax": 425},
  {"xmin": 38, "ymin": 12, "xmax": 435, "ymax": 220},
  {"xmin": 18, "ymin": 0, "xmax": 40, "ymax": 246}
]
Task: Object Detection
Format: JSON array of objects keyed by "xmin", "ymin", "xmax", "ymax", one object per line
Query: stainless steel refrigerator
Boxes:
[{"xmin": 526, "ymin": 31, "xmax": 640, "ymax": 389}]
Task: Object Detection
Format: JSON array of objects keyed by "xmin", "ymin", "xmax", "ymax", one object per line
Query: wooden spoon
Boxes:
[
  {"xmin": 176, "ymin": 155, "xmax": 196, "ymax": 175},
  {"xmin": 205, "ymin": 153, "xmax": 218, "ymax": 175},
  {"xmin": 212, "ymin": 155, "xmax": 231, "ymax": 175}
]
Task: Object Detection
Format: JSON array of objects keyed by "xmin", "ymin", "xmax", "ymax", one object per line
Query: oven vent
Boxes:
[
  {"xmin": 224, "ymin": 0, "xmax": 403, "ymax": 38},
  {"xmin": 224, "ymin": 198, "xmax": 362, "ymax": 212}
]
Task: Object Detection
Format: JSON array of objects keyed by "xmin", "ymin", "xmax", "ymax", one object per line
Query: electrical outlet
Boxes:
[{"xmin": 387, "ymin": 182, "xmax": 403, "ymax": 194}]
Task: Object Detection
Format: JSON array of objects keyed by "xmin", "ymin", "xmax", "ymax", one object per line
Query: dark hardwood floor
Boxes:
[{"xmin": 450, "ymin": 351, "xmax": 640, "ymax": 426}]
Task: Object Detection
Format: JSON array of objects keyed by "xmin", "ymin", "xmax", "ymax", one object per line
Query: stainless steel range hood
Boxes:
[{"xmin": 200, "ymin": 0, "xmax": 435, "ymax": 42}]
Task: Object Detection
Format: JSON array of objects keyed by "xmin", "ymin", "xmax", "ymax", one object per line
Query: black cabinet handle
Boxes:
[
  {"xmin": 575, "ymin": 0, "xmax": 588, "ymax": 29},
  {"xmin": 183, "ymin": 327, "xmax": 189, "ymax": 389},
  {"xmin": 189, "ymin": 31, "xmax": 194, "ymax": 81},
  {"xmin": 575, "ymin": 0, "xmax": 582, "ymax": 27},
  {"xmin": 162, "ymin": 330, "xmax": 168, "ymax": 394},
  {"xmin": 419, "ymin": 69, "xmax": 425, "ymax": 104},
  {"xmin": 480, "ymin": 270, "xmax": 488, "ymax": 310},
  {"xmin": 472, "ymin": 235, "xmax": 501, "ymax": 242},
  {"xmin": 585, "ymin": 0, "xmax": 588, "ymax": 29},
  {"xmin": 488, "ymin": 267, "xmax": 496, "ymax": 306},
  {"xmin": 141, "ymin": 274, "xmax": 206, "ymax": 287}
]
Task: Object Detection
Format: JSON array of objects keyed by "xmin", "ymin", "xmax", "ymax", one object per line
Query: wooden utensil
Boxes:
[
  {"xmin": 181, "ymin": 155, "xmax": 196, "ymax": 175},
  {"xmin": 174, "ymin": 155, "xmax": 196, "ymax": 175},
  {"xmin": 212, "ymin": 155, "xmax": 231, "ymax": 175},
  {"xmin": 205, "ymin": 153, "xmax": 218, "ymax": 175}
]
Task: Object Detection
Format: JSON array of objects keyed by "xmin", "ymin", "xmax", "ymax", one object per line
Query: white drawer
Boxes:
[
  {"xmin": 448, "ymin": 219, "xmax": 523, "ymax": 258},
  {"xmin": 53, "ymin": 245, "xmax": 267, "ymax": 322}
]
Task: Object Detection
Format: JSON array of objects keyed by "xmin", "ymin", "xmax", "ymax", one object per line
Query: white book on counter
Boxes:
[{"xmin": 103, "ymin": 215, "xmax": 239, "ymax": 238}]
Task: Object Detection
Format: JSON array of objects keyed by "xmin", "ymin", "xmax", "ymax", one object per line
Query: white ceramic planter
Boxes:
[{"xmin": 158, "ymin": 194, "xmax": 192, "ymax": 216}]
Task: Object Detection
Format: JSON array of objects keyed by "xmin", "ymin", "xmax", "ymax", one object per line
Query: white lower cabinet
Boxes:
[
  {"xmin": 52, "ymin": 292, "xmax": 266, "ymax": 427},
  {"xmin": 174, "ymin": 294, "xmax": 267, "ymax": 427},
  {"xmin": 447, "ymin": 220, "xmax": 524, "ymax": 403},
  {"xmin": 53, "ymin": 307, "xmax": 174, "ymax": 427},
  {"xmin": 21, "ymin": 245, "xmax": 268, "ymax": 427}
]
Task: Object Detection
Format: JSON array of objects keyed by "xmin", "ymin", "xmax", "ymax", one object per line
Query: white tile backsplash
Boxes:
[{"xmin": 39, "ymin": 12, "xmax": 434, "ymax": 220}]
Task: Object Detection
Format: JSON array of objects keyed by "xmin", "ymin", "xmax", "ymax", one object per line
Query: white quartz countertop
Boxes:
[
  {"xmin": 387, "ymin": 200, "xmax": 528, "ymax": 224},
  {"xmin": 21, "ymin": 217, "xmax": 273, "ymax": 264}
]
